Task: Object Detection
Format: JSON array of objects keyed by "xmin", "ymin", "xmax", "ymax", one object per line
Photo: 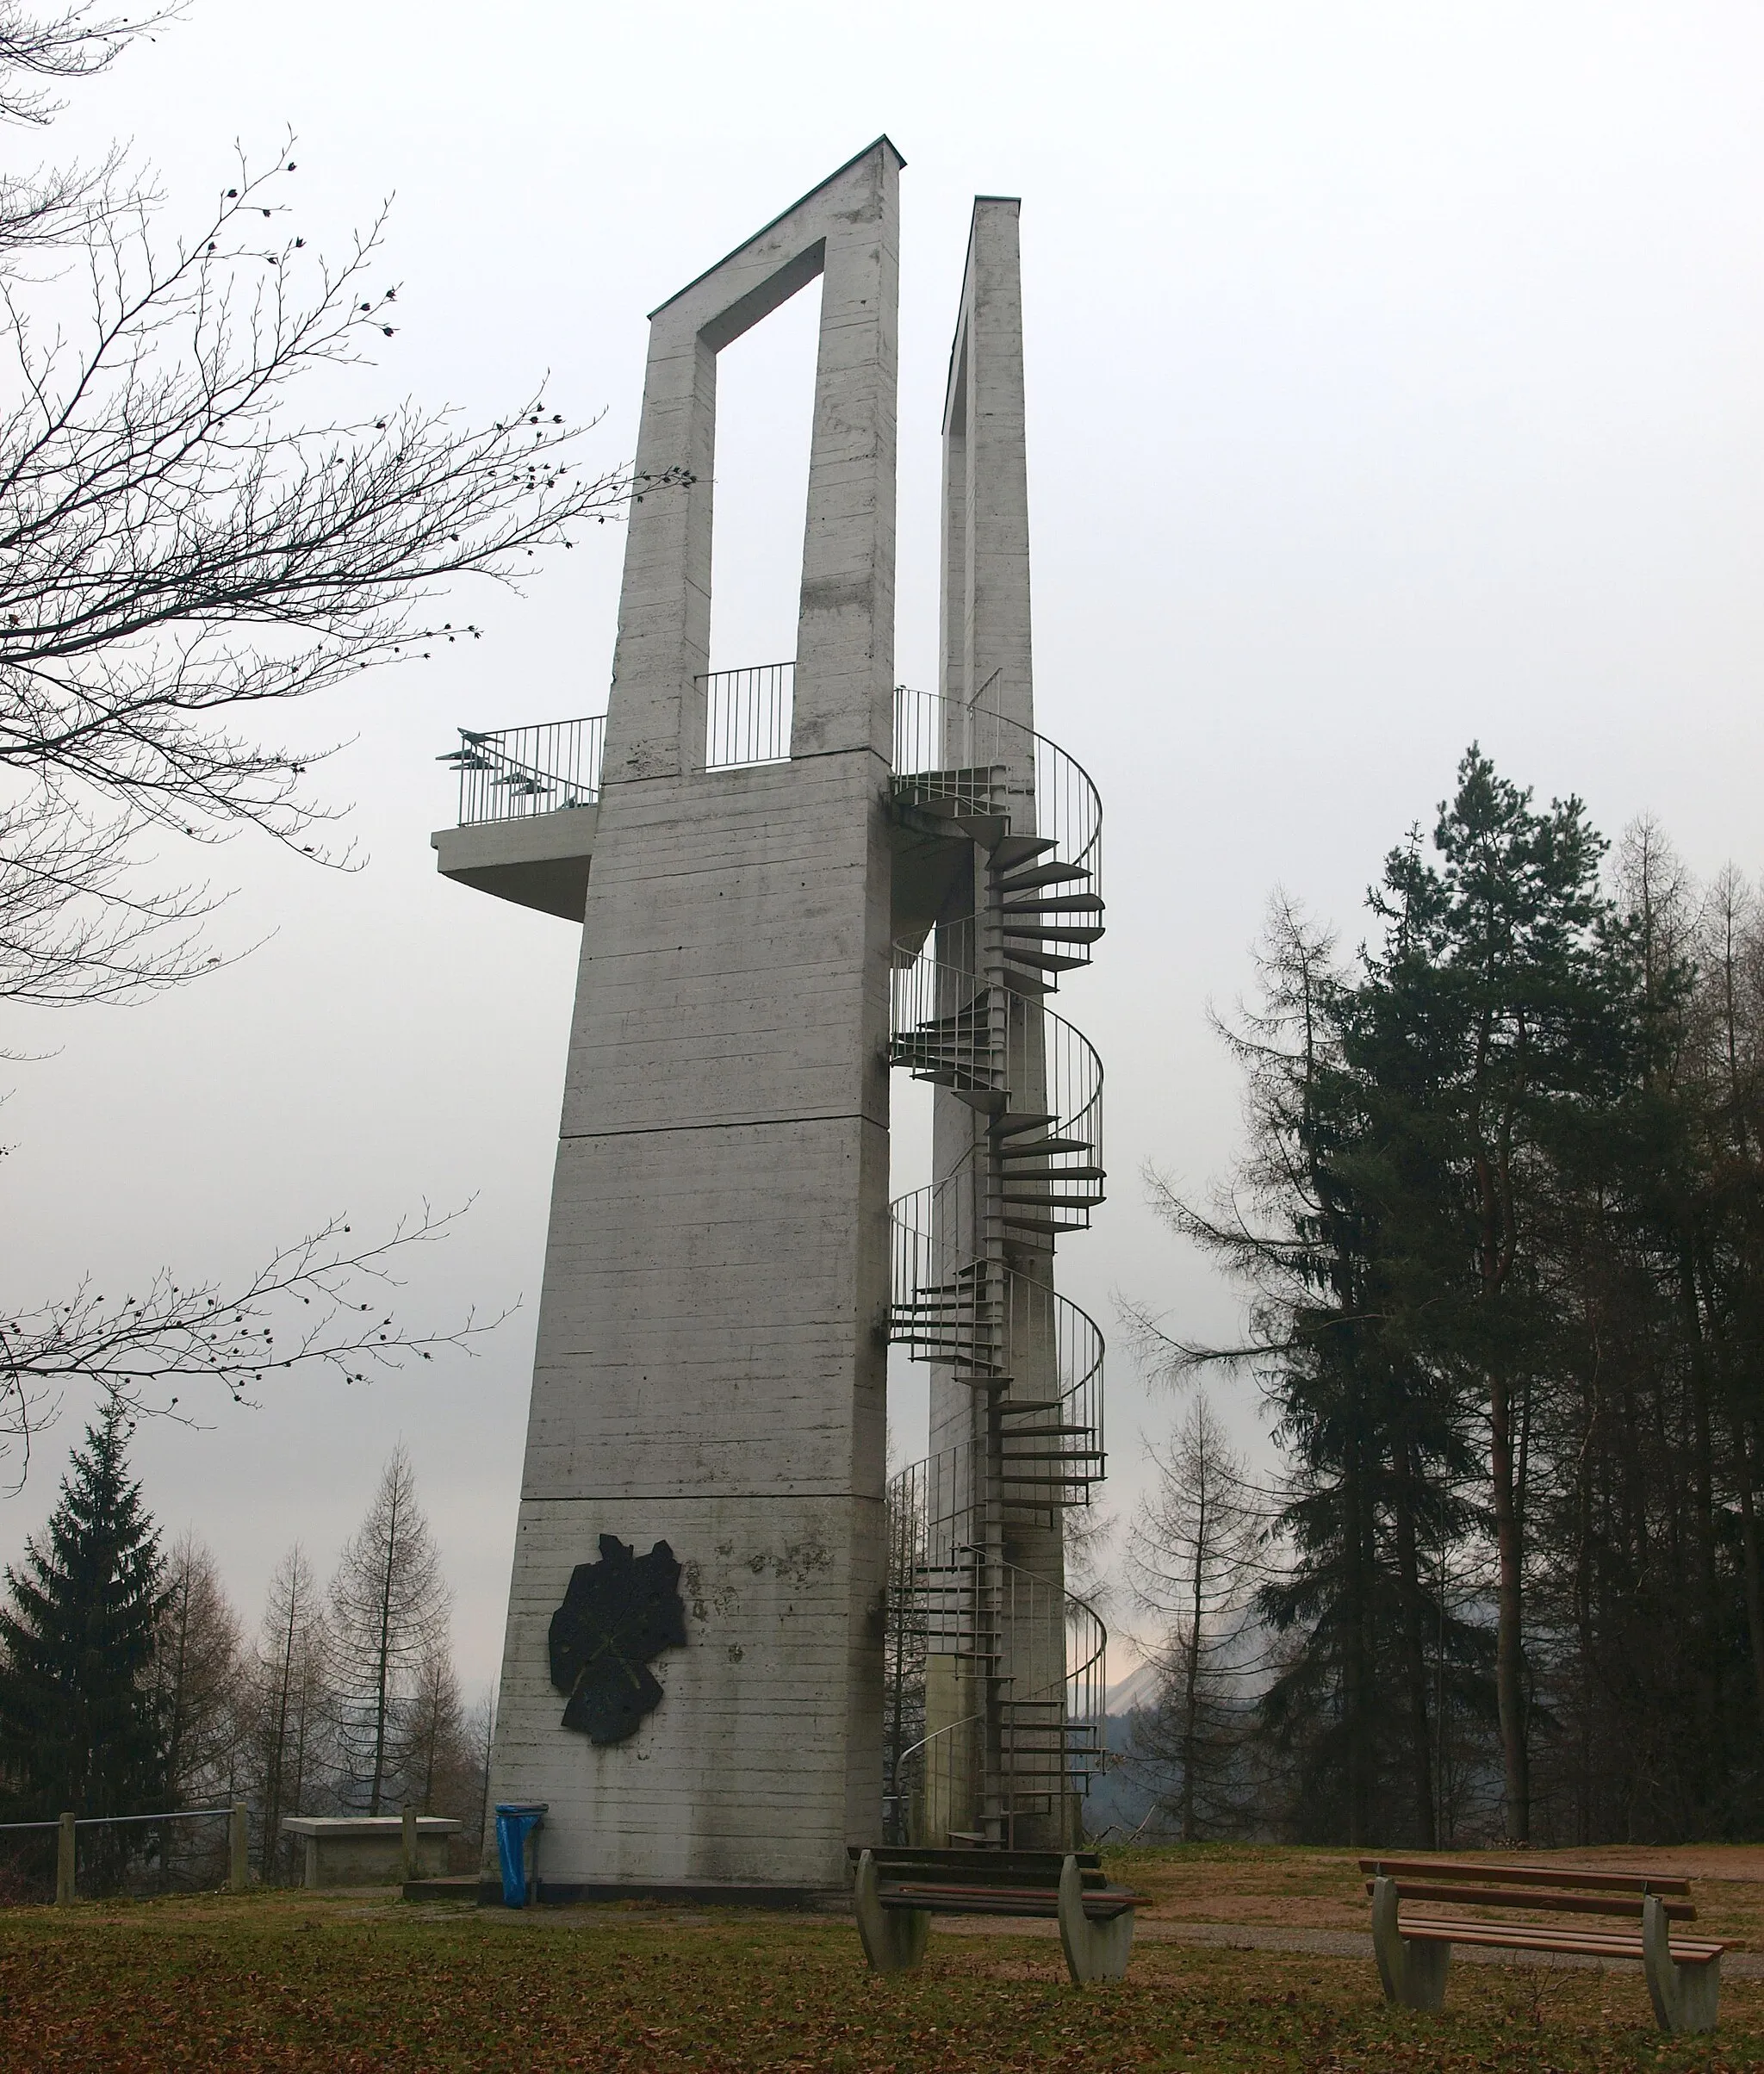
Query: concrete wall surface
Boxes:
[{"xmin": 484, "ymin": 140, "xmax": 901, "ymax": 1895}]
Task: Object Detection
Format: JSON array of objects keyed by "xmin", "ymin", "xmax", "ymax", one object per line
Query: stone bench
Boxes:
[
  {"xmin": 282, "ymin": 1814, "xmax": 462, "ymax": 1889},
  {"xmin": 1363, "ymin": 1855, "xmax": 1726, "ymax": 2034}
]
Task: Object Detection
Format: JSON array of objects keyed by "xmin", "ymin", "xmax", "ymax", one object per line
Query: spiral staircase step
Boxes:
[
  {"xmin": 989, "ymin": 834, "xmax": 1059, "ymax": 871},
  {"xmin": 994, "ymin": 1134, "xmax": 1089, "ymax": 1160},
  {"xmin": 1001, "ymin": 922, "xmax": 1106, "ymax": 945},
  {"xmin": 993, "ymin": 861, "xmax": 1093, "ymax": 897},
  {"xmin": 1000, "ymin": 893, "xmax": 1106, "ymax": 916},
  {"xmin": 990, "ymin": 1109, "xmax": 1056, "ymax": 1138}
]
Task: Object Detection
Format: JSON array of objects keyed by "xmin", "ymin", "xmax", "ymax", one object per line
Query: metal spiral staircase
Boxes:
[{"xmin": 884, "ymin": 685, "xmax": 1109, "ymax": 1848}]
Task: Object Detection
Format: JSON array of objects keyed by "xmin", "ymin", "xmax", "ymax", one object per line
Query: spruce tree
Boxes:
[{"xmin": 0, "ymin": 1400, "xmax": 168, "ymax": 1854}]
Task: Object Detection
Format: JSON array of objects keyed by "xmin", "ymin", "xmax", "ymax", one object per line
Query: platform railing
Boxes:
[
  {"xmin": 442, "ymin": 715, "xmax": 606, "ymax": 825},
  {"xmin": 702, "ymin": 661, "xmax": 794, "ymax": 768}
]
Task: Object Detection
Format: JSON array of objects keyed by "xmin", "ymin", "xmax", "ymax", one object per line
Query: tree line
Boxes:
[
  {"xmin": 1124, "ymin": 748, "xmax": 1764, "ymax": 1851},
  {"xmin": 0, "ymin": 1404, "xmax": 487, "ymax": 1890}
]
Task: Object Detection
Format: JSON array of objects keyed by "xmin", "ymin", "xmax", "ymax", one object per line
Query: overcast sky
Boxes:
[{"xmin": 5, "ymin": 2, "xmax": 1763, "ymax": 1694}]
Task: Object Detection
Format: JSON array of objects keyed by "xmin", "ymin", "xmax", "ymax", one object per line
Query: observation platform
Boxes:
[{"xmin": 432, "ymin": 662, "xmax": 1101, "ymax": 966}]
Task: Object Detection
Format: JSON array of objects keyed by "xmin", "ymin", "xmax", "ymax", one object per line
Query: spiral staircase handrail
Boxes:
[
  {"xmin": 892, "ymin": 684, "xmax": 1103, "ymax": 889},
  {"xmin": 888, "ymin": 946, "xmax": 1104, "ymax": 1138},
  {"xmin": 883, "ymin": 685, "xmax": 1109, "ymax": 1845},
  {"xmin": 889, "ymin": 1706, "xmax": 985, "ymax": 1783},
  {"xmin": 889, "ymin": 1193, "xmax": 1103, "ymax": 1403}
]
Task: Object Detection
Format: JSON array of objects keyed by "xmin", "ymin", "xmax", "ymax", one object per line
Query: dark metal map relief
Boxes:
[{"xmin": 549, "ymin": 1536, "xmax": 687, "ymax": 1744}]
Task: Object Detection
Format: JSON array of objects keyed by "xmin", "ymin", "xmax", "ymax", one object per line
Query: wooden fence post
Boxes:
[
  {"xmin": 55, "ymin": 1812, "xmax": 75, "ymax": 1905},
  {"xmin": 228, "ymin": 1804, "xmax": 249, "ymax": 1891}
]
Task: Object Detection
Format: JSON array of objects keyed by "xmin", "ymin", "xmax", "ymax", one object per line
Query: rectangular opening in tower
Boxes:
[{"xmin": 703, "ymin": 270, "xmax": 823, "ymax": 767}]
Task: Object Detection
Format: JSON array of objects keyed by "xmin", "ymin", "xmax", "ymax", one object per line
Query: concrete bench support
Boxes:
[
  {"xmin": 1644, "ymin": 1893, "xmax": 1721, "ymax": 2034},
  {"xmin": 852, "ymin": 1850, "xmax": 929, "ymax": 1972},
  {"xmin": 1370, "ymin": 1876, "xmax": 1450, "ymax": 2010},
  {"xmin": 1057, "ymin": 1854, "xmax": 1134, "ymax": 1984}
]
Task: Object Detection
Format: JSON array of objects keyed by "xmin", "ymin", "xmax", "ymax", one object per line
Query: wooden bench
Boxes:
[
  {"xmin": 848, "ymin": 1846, "xmax": 1147, "ymax": 1984},
  {"xmin": 1361, "ymin": 1855, "xmax": 1726, "ymax": 2034}
]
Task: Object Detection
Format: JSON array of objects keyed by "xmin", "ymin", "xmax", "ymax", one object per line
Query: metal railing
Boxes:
[
  {"xmin": 881, "ymin": 1479, "xmax": 1109, "ymax": 1844},
  {"xmin": 888, "ymin": 952, "xmax": 1105, "ymax": 1226},
  {"xmin": 443, "ymin": 716, "xmax": 606, "ymax": 825},
  {"xmin": 703, "ymin": 661, "xmax": 793, "ymax": 768},
  {"xmin": 889, "ymin": 1185, "xmax": 1105, "ymax": 1482},
  {"xmin": 892, "ymin": 684, "xmax": 1103, "ymax": 908}
]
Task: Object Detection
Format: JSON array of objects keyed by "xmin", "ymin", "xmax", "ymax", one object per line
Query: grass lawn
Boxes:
[{"xmin": 3, "ymin": 1849, "xmax": 1763, "ymax": 2071}]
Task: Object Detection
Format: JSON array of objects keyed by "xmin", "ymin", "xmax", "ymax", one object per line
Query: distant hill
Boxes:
[{"xmin": 1103, "ymin": 1659, "xmax": 1162, "ymax": 1717}]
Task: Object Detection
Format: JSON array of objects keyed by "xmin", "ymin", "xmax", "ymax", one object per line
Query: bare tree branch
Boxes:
[{"xmin": 0, "ymin": 1202, "xmax": 513, "ymax": 1489}]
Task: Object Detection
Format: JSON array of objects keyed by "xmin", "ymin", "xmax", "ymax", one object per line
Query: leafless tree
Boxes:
[
  {"xmin": 0, "ymin": 3, "xmax": 671, "ymax": 1005},
  {"xmin": 394, "ymin": 1641, "xmax": 471, "ymax": 1822},
  {"xmin": 0, "ymin": 7, "xmax": 681, "ymax": 1471},
  {"xmin": 152, "ymin": 1527, "xmax": 241, "ymax": 1805},
  {"xmin": 461, "ymin": 1686, "xmax": 494, "ymax": 1857},
  {"xmin": 327, "ymin": 1444, "xmax": 449, "ymax": 1816},
  {"xmin": 1127, "ymin": 1394, "xmax": 1270, "ymax": 1841},
  {"xmin": 0, "ymin": 1202, "xmax": 508, "ymax": 1487},
  {"xmin": 245, "ymin": 1540, "xmax": 328, "ymax": 1880}
]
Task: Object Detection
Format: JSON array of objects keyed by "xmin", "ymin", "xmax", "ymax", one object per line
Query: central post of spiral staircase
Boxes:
[{"xmin": 890, "ymin": 195, "xmax": 1103, "ymax": 1853}]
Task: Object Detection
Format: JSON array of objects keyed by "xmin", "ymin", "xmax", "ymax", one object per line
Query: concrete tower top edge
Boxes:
[{"xmin": 646, "ymin": 134, "xmax": 909, "ymax": 321}]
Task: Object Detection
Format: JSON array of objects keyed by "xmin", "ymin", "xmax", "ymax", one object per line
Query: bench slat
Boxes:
[
  {"xmin": 884, "ymin": 1881, "xmax": 1145, "ymax": 1904},
  {"xmin": 1398, "ymin": 1915, "xmax": 1724, "ymax": 1965},
  {"xmin": 849, "ymin": 1846, "xmax": 1102, "ymax": 1871},
  {"xmin": 1358, "ymin": 1857, "xmax": 1691, "ymax": 1897},
  {"xmin": 877, "ymin": 1887, "xmax": 1140, "ymax": 1918},
  {"xmin": 1365, "ymin": 1879, "xmax": 1694, "ymax": 1921}
]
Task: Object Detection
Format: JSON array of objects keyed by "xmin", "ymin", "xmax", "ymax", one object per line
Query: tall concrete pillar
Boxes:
[
  {"xmin": 924, "ymin": 200, "xmax": 1072, "ymax": 1847},
  {"xmin": 483, "ymin": 140, "xmax": 903, "ymax": 1898}
]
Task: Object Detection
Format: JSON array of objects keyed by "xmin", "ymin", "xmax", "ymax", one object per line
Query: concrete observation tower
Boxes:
[{"xmin": 433, "ymin": 140, "xmax": 1110, "ymax": 1900}]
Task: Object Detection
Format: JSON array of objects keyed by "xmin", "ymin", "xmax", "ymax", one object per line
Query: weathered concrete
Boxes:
[
  {"xmin": 926, "ymin": 198, "xmax": 1071, "ymax": 1847},
  {"xmin": 282, "ymin": 1816, "xmax": 461, "ymax": 1888},
  {"xmin": 484, "ymin": 140, "xmax": 903, "ymax": 1897},
  {"xmin": 431, "ymin": 808, "xmax": 597, "ymax": 920}
]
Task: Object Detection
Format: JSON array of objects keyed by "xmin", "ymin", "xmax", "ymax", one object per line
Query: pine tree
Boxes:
[
  {"xmin": 1348, "ymin": 748, "xmax": 1642, "ymax": 1841},
  {"xmin": 0, "ymin": 1401, "xmax": 168, "ymax": 1878}
]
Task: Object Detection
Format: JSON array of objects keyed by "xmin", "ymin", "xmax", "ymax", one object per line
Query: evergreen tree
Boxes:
[
  {"xmin": 0, "ymin": 1401, "xmax": 167, "ymax": 1878},
  {"xmin": 1144, "ymin": 751, "xmax": 1764, "ymax": 1847},
  {"xmin": 1345, "ymin": 748, "xmax": 1643, "ymax": 1841}
]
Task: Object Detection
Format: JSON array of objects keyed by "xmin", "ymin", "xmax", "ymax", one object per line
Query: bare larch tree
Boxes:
[
  {"xmin": 1127, "ymin": 1394, "xmax": 1269, "ymax": 1841},
  {"xmin": 326, "ymin": 1444, "xmax": 449, "ymax": 1816},
  {"xmin": 246, "ymin": 1541, "xmax": 328, "ymax": 1880}
]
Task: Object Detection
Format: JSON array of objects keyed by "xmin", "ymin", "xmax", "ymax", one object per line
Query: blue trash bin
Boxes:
[{"xmin": 494, "ymin": 1803, "xmax": 547, "ymax": 1908}]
